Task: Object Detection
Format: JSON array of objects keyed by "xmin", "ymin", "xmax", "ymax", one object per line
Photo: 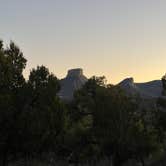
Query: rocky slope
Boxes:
[
  {"xmin": 118, "ymin": 77, "xmax": 163, "ymax": 98},
  {"xmin": 58, "ymin": 69, "xmax": 163, "ymax": 101},
  {"xmin": 58, "ymin": 68, "xmax": 87, "ymax": 100}
]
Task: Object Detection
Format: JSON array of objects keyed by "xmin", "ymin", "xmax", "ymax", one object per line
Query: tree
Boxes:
[
  {"xmin": 18, "ymin": 66, "xmax": 66, "ymax": 159},
  {"xmin": 162, "ymin": 74, "xmax": 166, "ymax": 96},
  {"xmin": 68, "ymin": 77, "xmax": 159, "ymax": 166},
  {"xmin": 93, "ymin": 86, "xmax": 160, "ymax": 166},
  {"xmin": 64, "ymin": 77, "xmax": 107, "ymax": 165},
  {"xmin": 3, "ymin": 41, "xmax": 26, "ymax": 91},
  {"xmin": 0, "ymin": 41, "xmax": 27, "ymax": 165}
]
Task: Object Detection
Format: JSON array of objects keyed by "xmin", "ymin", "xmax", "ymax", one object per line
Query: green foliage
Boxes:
[
  {"xmin": 18, "ymin": 66, "xmax": 66, "ymax": 156},
  {"xmin": 156, "ymin": 97, "xmax": 166, "ymax": 150},
  {"xmin": 0, "ymin": 40, "xmax": 66, "ymax": 165},
  {"xmin": 0, "ymin": 39, "xmax": 164, "ymax": 165},
  {"xmin": 0, "ymin": 41, "xmax": 26, "ymax": 93},
  {"xmin": 68, "ymin": 78, "xmax": 160, "ymax": 166},
  {"xmin": 0, "ymin": 41, "xmax": 27, "ymax": 165},
  {"xmin": 162, "ymin": 74, "xmax": 166, "ymax": 96}
]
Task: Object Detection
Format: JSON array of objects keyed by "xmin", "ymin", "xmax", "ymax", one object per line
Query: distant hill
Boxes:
[
  {"xmin": 58, "ymin": 69, "xmax": 163, "ymax": 100},
  {"xmin": 58, "ymin": 68, "xmax": 87, "ymax": 101},
  {"xmin": 119, "ymin": 77, "xmax": 162, "ymax": 98}
]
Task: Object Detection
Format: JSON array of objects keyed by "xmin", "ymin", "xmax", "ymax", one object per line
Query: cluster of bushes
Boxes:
[{"xmin": 0, "ymin": 40, "xmax": 166, "ymax": 166}]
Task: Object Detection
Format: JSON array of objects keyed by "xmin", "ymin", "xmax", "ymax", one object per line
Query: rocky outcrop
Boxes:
[
  {"xmin": 58, "ymin": 68, "xmax": 87, "ymax": 101},
  {"xmin": 118, "ymin": 77, "xmax": 140, "ymax": 96},
  {"xmin": 119, "ymin": 78, "xmax": 162, "ymax": 98},
  {"xmin": 58, "ymin": 69, "xmax": 163, "ymax": 101}
]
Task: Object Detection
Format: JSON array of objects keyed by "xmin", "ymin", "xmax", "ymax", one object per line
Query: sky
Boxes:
[{"xmin": 0, "ymin": 0, "xmax": 166, "ymax": 84}]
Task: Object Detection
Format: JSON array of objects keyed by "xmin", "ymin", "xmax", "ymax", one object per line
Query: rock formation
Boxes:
[
  {"xmin": 119, "ymin": 77, "xmax": 162, "ymax": 98},
  {"xmin": 58, "ymin": 69, "xmax": 163, "ymax": 101},
  {"xmin": 58, "ymin": 68, "xmax": 87, "ymax": 101}
]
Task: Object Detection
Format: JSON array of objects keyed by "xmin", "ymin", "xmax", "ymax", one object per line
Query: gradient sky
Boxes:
[{"xmin": 0, "ymin": 0, "xmax": 166, "ymax": 84}]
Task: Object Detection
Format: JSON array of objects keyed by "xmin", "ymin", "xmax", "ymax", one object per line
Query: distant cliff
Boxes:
[
  {"xmin": 58, "ymin": 68, "xmax": 87, "ymax": 100},
  {"xmin": 119, "ymin": 77, "xmax": 162, "ymax": 98},
  {"xmin": 58, "ymin": 69, "xmax": 163, "ymax": 101}
]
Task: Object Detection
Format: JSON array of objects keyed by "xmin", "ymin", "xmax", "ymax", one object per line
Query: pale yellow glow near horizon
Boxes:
[
  {"xmin": 2, "ymin": 0, "xmax": 166, "ymax": 85},
  {"xmin": 23, "ymin": 48, "xmax": 166, "ymax": 84}
]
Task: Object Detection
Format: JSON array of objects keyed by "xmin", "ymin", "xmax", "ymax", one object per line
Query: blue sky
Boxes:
[{"xmin": 0, "ymin": 0, "xmax": 166, "ymax": 83}]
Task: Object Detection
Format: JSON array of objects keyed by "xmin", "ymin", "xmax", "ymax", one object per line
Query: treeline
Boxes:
[{"xmin": 0, "ymin": 40, "xmax": 166, "ymax": 166}]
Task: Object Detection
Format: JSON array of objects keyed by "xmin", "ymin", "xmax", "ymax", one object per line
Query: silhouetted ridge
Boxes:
[
  {"xmin": 58, "ymin": 68, "xmax": 87, "ymax": 100},
  {"xmin": 59, "ymin": 70, "xmax": 163, "ymax": 100},
  {"xmin": 119, "ymin": 78, "xmax": 162, "ymax": 98},
  {"xmin": 67, "ymin": 68, "xmax": 83, "ymax": 78}
]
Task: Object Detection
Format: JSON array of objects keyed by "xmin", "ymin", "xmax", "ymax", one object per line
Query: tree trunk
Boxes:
[
  {"xmin": 140, "ymin": 157, "xmax": 145, "ymax": 166},
  {"xmin": 2, "ymin": 152, "xmax": 8, "ymax": 166},
  {"xmin": 112, "ymin": 154, "xmax": 122, "ymax": 166}
]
